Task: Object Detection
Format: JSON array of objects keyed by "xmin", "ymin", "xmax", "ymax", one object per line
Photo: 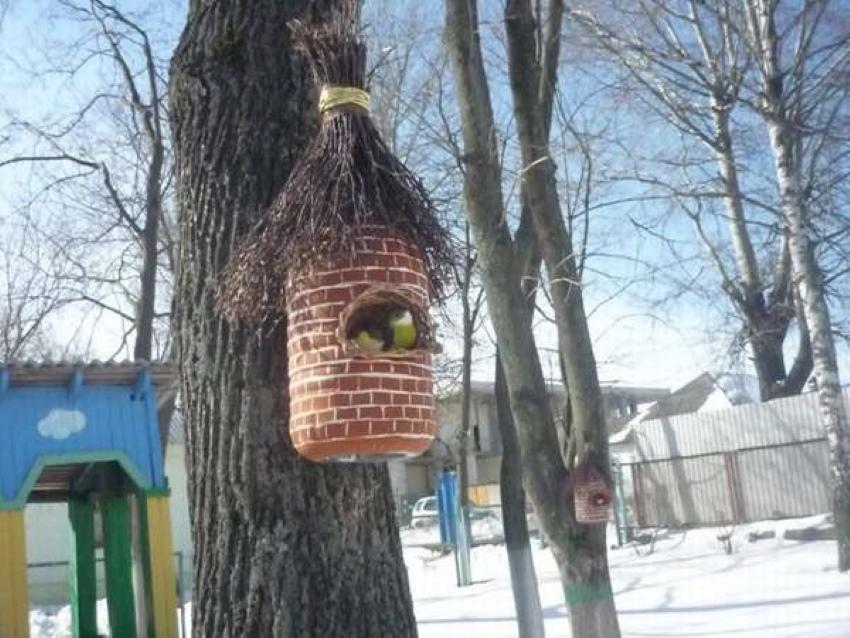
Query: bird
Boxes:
[
  {"xmin": 352, "ymin": 308, "xmax": 418, "ymax": 353},
  {"xmin": 353, "ymin": 328, "xmax": 386, "ymax": 354},
  {"xmin": 387, "ymin": 309, "xmax": 417, "ymax": 350}
]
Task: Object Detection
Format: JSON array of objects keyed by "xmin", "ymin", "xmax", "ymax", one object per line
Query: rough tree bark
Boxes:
[
  {"xmin": 445, "ymin": 1, "xmax": 621, "ymax": 636},
  {"xmin": 170, "ymin": 1, "xmax": 418, "ymax": 635}
]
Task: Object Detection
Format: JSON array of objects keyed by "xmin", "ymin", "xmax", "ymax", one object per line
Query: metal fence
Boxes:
[{"xmin": 624, "ymin": 438, "xmax": 830, "ymax": 528}]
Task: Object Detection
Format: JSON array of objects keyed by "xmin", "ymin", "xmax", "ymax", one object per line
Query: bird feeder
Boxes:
[
  {"xmin": 572, "ymin": 463, "xmax": 613, "ymax": 524},
  {"xmin": 287, "ymin": 228, "xmax": 436, "ymax": 462},
  {"xmin": 217, "ymin": 24, "xmax": 451, "ymax": 463}
]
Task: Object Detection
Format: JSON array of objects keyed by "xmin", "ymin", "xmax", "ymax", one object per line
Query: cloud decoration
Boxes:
[{"xmin": 37, "ymin": 409, "xmax": 87, "ymax": 440}]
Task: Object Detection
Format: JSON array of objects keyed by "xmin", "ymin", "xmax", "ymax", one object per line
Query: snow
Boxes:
[
  {"xmin": 401, "ymin": 511, "xmax": 507, "ymax": 546},
  {"xmin": 409, "ymin": 515, "xmax": 850, "ymax": 638},
  {"xmin": 29, "ymin": 598, "xmax": 110, "ymax": 638},
  {"xmin": 30, "ymin": 515, "xmax": 850, "ymax": 638}
]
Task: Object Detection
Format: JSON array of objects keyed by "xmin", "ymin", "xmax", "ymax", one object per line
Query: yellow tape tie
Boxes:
[{"xmin": 319, "ymin": 86, "xmax": 371, "ymax": 114}]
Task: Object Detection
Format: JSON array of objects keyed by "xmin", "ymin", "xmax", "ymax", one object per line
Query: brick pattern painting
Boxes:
[{"xmin": 286, "ymin": 227, "xmax": 436, "ymax": 461}]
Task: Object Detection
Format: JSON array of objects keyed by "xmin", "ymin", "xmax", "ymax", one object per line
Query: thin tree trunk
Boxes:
[
  {"xmin": 747, "ymin": 0, "xmax": 850, "ymax": 571},
  {"xmin": 766, "ymin": 122, "xmax": 850, "ymax": 571},
  {"xmin": 504, "ymin": 2, "xmax": 620, "ymax": 634},
  {"xmin": 170, "ymin": 2, "xmax": 418, "ymax": 635},
  {"xmin": 495, "ymin": 350, "xmax": 545, "ymax": 638},
  {"xmin": 711, "ymin": 106, "xmax": 762, "ymax": 296},
  {"xmin": 133, "ymin": 172, "xmax": 160, "ymax": 362},
  {"xmin": 458, "ymin": 262, "xmax": 474, "ymax": 516},
  {"xmin": 445, "ymin": 2, "xmax": 619, "ymax": 637}
]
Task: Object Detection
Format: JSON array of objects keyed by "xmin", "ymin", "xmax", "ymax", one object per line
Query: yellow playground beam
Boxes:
[
  {"xmin": 0, "ymin": 509, "xmax": 29, "ymax": 638},
  {"xmin": 144, "ymin": 494, "xmax": 179, "ymax": 638}
]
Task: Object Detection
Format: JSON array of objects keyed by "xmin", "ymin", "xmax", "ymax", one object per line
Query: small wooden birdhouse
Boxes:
[
  {"xmin": 572, "ymin": 463, "xmax": 612, "ymax": 524},
  {"xmin": 286, "ymin": 227, "xmax": 436, "ymax": 462}
]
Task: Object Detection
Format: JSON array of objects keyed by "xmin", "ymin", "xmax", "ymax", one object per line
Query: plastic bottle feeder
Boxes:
[{"xmin": 286, "ymin": 227, "xmax": 436, "ymax": 462}]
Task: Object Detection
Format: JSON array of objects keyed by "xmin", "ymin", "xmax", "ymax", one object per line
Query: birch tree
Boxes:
[
  {"xmin": 571, "ymin": 0, "xmax": 818, "ymax": 401},
  {"xmin": 741, "ymin": 0, "xmax": 850, "ymax": 572}
]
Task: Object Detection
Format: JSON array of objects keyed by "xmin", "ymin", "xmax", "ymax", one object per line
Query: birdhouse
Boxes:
[
  {"xmin": 572, "ymin": 463, "xmax": 612, "ymax": 524},
  {"xmin": 217, "ymin": 27, "xmax": 451, "ymax": 464},
  {"xmin": 286, "ymin": 226, "xmax": 436, "ymax": 462}
]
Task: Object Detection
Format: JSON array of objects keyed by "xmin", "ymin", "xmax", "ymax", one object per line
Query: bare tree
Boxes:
[
  {"xmin": 452, "ymin": 222, "xmax": 487, "ymax": 517},
  {"xmin": 0, "ymin": 0, "xmax": 174, "ymax": 362},
  {"xmin": 570, "ymin": 0, "xmax": 821, "ymax": 401},
  {"xmin": 445, "ymin": 1, "xmax": 621, "ymax": 636},
  {"xmin": 741, "ymin": 0, "xmax": 850, "ymax": 572},
  {"xmin": 0, "ymin": 222, "xmax": 64, "ymax": 359}
]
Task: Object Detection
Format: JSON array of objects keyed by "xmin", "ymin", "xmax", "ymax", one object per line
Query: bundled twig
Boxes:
[{"xmin": 218, "ymin": 22, "xmax": 452, "ymax": 322}]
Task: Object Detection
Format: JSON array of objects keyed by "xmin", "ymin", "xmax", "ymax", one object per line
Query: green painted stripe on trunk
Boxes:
[
  {"xmin": 102, "ymin": 496, "xmax": 138, "ymax": 638},
  {"xmin": 563, "ymin": 582, "xmax": 614, "ymax": 605},
  {"xmin": 68, "ymin": 498, "xmax": 98, "ymax": 638}
]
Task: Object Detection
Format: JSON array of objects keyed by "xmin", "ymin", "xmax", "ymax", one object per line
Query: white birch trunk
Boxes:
[{"xmin": 766, "ymin": 117, "xmax": 850, "ymax": 571}]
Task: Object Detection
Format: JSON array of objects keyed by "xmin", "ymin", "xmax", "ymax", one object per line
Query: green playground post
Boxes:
[
  {"xmin": 68, "ymin": 497, "xmax": 98, "ymax": 638},
  {"xmin": 102, "ymin": 495, "xmax": 137, "ymax": 638}
]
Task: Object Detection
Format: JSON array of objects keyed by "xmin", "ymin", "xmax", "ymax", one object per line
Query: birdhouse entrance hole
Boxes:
[{"xmin": 340, "ymin": 287, "xmax": 431, "ymax": 357}]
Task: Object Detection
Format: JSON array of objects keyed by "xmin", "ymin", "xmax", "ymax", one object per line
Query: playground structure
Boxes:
[{"xmin": 0, "ymin": 362, "xmax": 178, "ymax": 638}]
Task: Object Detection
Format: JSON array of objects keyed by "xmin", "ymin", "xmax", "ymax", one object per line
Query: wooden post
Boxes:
[
  {"xmin": 723, "ymin": 452, "xmax": 746, "ymax": 523},
  {"xmin": 68, "ymin": 498, "xmax": 98, "ymax": 638},
  {"xmin": 141, "ymin": 492, "xmax": 179, "ymax": 638},
  {"xmin": 0, "ymin": 509, "xmax": 28, "ymax": 638},
  {"xmin": 102, "ymin": 495, "xmax": 137, "ymax": 638},
  {"xmin": 632, "ymin": 463, "xmax": 646, "ymax": 528}
]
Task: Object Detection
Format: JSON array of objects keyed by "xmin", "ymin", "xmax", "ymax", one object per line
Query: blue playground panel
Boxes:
[{"xmin": 0, "ymin": 368, "xmax": 166, "ymax": 508}]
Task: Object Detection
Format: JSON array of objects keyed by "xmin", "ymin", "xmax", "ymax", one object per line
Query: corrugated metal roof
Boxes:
[{"xmin": 0, "ymin": 360, "xmax": 176, "ymax": 387}]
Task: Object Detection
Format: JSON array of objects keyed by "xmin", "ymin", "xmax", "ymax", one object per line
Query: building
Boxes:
[
  {"xmin": 613, "ymin": 387, "xmax": 846, "ymax": 528},
  {"xmin": 609, "ymin": 372, "xmax": 758, "ymax": 462},
  {"xmin": 388, "ymin": 381, "xmax": 669, "ymax": 505}
]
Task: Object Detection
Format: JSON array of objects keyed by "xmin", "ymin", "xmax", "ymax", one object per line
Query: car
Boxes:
[{"xmin": 411, "ymin": 496, "xmax": 438, "ymax": 528}]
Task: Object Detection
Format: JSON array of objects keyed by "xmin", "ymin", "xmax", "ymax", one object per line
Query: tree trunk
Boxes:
[
  {"xmin": 445, "ymin": 2, "xmax": 620, "ymax": 637},
  {"xmin": 495, "ymin": 350, "xmax": 545, "ymax": 638},
  {"xmin": 766, "ymin": 122, "xmax": 850, "ymax": 571},
  {"xmin": 503, "ymin": 2, "xmax": 620, "ymax": 634},
  {"xmin": 169, "ymin": 2, "xmax": 418, "ymax": 635},
  {"xmin": 458, "ymin": 278, "xmax": 473, "ymax": 516},
  {"xmin": 748, "ymin": 0, "xmax": 850, "ymax": 570},
  {"xmin": 133, "ymin": 126, "xmax": 164, "ymax": 362},
  {"xmin": 710, "ymin": 105, "xmax": 813, "ymax": 402}
]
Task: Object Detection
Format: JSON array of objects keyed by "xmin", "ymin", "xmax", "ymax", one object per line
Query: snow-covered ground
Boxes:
[
  {"xmin": 408, "ymin": 514, "xmax": 850, "ymax": 637},
  {"xmin": 30, "ymin": 515, "xmax": 850, "ymax": 637}
]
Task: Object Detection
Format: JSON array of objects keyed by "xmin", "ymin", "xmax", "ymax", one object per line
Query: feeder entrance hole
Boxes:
[{"xmin": 340, "ymin": 288, "xmax": 429, "ymax": 356}]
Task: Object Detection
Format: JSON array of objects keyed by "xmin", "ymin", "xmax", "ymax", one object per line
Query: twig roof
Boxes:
[{"xmin": 218, "ymin": 23, "xmax": 452, "ymax": 322}]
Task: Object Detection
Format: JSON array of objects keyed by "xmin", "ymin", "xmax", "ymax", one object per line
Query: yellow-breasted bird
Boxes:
[{"xmin": 353, "ymin": 309, "xmax": 417, "ymax": 353}]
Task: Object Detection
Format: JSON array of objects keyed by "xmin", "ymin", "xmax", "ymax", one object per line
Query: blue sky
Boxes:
[{"xmin": 0, "ymin": 0, "xmax": 846, "ymax": 391}]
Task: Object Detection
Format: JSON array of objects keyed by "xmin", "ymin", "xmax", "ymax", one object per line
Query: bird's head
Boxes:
[{"xmin": 388, "ymin": 308, "xmax": 414, "ymax": 326}]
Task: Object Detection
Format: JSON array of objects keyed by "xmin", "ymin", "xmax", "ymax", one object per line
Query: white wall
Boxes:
[{"xmin": 24, "ymin": 444, "xmax": 193, "ymax": 605}]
